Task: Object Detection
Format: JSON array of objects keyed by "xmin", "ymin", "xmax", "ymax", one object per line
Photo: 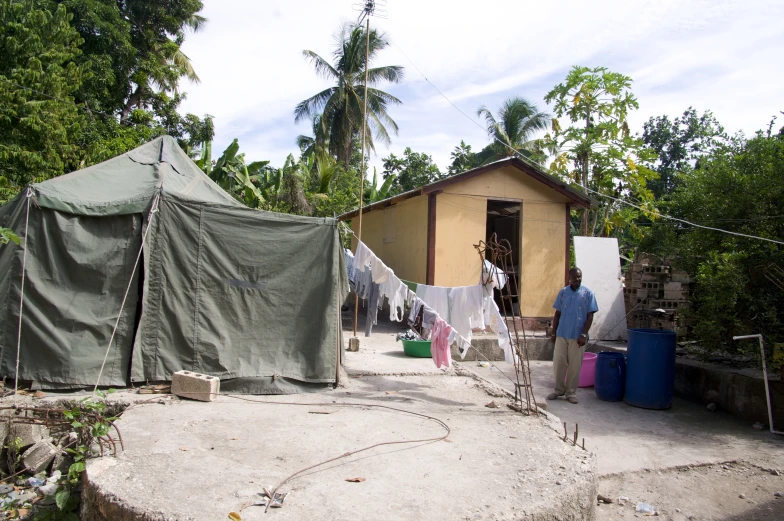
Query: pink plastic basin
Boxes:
[
  {"xmin": 563, "ymin": 351, "xmax": 598, "ymax": 388},
  {"xmin": 579, "ymin": 352, "xmax": 598, "ymax": 387}
]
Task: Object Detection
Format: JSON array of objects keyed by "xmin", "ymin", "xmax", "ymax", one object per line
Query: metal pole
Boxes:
[
  {"xmin": 733, "ymin": 334, "xmax": 783, "ymax": 435},
  {"xmin": 352, "ymin": 17, "xmax": 371, "ymax": 340}
]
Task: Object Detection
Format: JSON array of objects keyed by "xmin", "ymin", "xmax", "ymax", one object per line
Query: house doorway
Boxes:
[{"xmin": 486, "ymin": 199, "xmax": 521, "ymax": 315}]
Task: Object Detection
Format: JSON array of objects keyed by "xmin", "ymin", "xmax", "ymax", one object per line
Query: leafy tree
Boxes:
[
  {"xmin": 544, "ymin": 66, "xmax": 657, "ymax": 237},
  {"xmin": 477, "ymin": 97, "xmax": 550, "ymax": 164},
  {"xmin": 642, "ymin": 107, "xmax": 727, "ymax": 198},
  {"xmin": 294, "ymin": 22, "xmax": 403, "ymax": 167},
  {"xmin": 448, "ymin": 140, "xmax": 480, "ymax": 175},
  {"xmin": 0, "ymin": 0, "xmax": 85, "ymax": 189},
  {"xmin": 381, "ymin": 147, "xmax": 443, "ymax": 194},
  {"xmin": 640, "ymin": 121, "xmax": 784, "ymax": 355},
  {"xmin": 48, "ymin": 0, "xmax": 206, "ymax": 120}
]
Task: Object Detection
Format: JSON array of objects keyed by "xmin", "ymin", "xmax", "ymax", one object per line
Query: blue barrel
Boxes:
[
  {"xmin": 625, "ymin": 328, "xmax": 677, "ymax": 409},
  {"xmin": 594, "ymin": 352, "xmax": 626, "ymax": 401}
]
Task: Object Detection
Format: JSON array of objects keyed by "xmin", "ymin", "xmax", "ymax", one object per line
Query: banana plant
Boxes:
[
  {"xmin": 366, "ymin": 167, "xmax": 397, "ymax": 203},
  {"xmin": 207, "ymin": 139, "xmax": 268, "ymax": 207}
]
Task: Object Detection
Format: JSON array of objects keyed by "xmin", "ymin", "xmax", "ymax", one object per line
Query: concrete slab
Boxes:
[
  {"xmin": 83, "ymin": 375, "xmax": 597, "ymax": 521},
  {"xmin": 465, "ymin": 359, "xmax": 784, "ymax": 476}
]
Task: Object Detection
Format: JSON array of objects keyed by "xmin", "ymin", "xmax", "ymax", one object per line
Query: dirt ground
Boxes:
[{"xmin": 595, "ymin": 461, "xmax": 784, "ymax": 521}]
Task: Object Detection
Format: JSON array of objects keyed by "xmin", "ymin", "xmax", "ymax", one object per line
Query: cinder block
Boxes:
[
  {"xmin": 10, "ymin": 423, "xmax": 49, "ymax": 449},
  {"xmin": 21, "ymin": 439, "xmax": 57, "ymax": 474},
  {"xmin": 663, "ymin": 290, "xmax": 689, "ymax": 300},
  {"xmin": 664, "ymin": 281, "xmax": 686, "ymax": 291},
  {"xmin": 171, "ymin": 370, "xmax": 220, "ymax": 402}
]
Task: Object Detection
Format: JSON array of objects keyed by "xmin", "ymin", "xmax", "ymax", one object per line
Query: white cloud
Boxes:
[{"xmin": 179, "ymin": 0, "xmax": 784, "ymax": 174}]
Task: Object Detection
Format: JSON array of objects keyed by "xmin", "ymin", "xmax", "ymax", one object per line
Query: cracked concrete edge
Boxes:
[
  {"xmin": 597, "ymin": 459, "xmax": 784, "ymax": 479},
  {"xmin": 452, "ymin": 362, "xmax": 551, "ymax": 413},
  {"xmin": 451, "ymin": 362, "xmax": 593, "ymax": 469}
]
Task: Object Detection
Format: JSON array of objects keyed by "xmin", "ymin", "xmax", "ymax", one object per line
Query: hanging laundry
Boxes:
[
  {"xmin": 401, "ymin": 279, "xmax": 418, "ymax": 293},
  {"xmin": 380, "ymin": 275, "xmax": 407, "ymax": 322},
  {"xmin": 370, "ymin": 255, "xmax": 391, "ymax": 284},
  {"xmin": 486, "ymin": 299, "xmax": 517, "ymax": 364},
  {"xmin": 480, "ymin": 259, "xmax": 507, "ymax": 289},
  {"xmin": 354, "ymin": 266, "xmax": 374, "ymax": 300},
  {"xmin": 447, "ymin": 284, "xmax": 485, "ymax": 341},
  {"xmin": 344, "ymin": 249, "xmax": 357, "ymax": 289},
  {"xmin": 456, "ymin": 336, "xmax": 472, "ymax": 359},
  {"xmin": 421, "ymin": 305, "xmax": 438, "ymax": 330},
  {"xmin": 364, "ymin": 282, "xmax": 382, "ymax": 337},
  {"xmin": 407, "ymin": 298, "xmax": 424, "ymax": 327},
  {"xmin": 415, "ymin": 284, "xmax": 449, "ymax": 320},
  {"xmin": 353, "ymin": 241, "xmax": 373, "ymax": 272},
  {"xmin": 430, "ymin": 317, "xmax": 452, "ymax": 369},
  {"xmin": 405, "ymin": 288, "xmax": 417, "ymax": 307}
]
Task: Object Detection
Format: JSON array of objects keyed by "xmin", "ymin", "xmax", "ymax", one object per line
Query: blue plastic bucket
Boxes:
[
  {"xmin": 595, "ymin": 352, "xmax": 626, "ymax": 401},
  {"xmin": 625, "ymin": 328, "xmax": 676, "ymax": 409}
]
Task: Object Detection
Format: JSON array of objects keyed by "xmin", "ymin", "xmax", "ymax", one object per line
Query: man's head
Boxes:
[{"xmin": 569, "ymin": 267, "xmax": 582, "ymax": 290}]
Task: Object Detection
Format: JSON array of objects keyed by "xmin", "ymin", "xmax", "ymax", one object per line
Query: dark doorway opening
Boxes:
[{"xmin": 486, "ymin": 199, "xmax": 521, "ymax": 315}]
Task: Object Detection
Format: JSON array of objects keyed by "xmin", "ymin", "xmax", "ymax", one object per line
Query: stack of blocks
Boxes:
[
  {"xmin": 623, "ymin": 253, "xmax": 693, "ymax": 337},
  {"xmin": 171, "ymin": 370, "xmax": 220, "ymax": 402}
]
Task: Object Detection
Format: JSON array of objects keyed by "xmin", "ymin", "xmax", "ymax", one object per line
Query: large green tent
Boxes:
[{"xmin": 0, "ymin": 136, "xmax": 347, "ymax": 390}]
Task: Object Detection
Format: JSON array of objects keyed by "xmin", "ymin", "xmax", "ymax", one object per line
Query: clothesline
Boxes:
[{"xmin": 346, "ymin": 239, "xmax": 520, "ymax": 369}]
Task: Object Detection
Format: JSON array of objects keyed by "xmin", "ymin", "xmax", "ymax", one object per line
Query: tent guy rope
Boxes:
[{"xmin": 13, "ymin": 187, "xmax": 33, "ymax": 401}]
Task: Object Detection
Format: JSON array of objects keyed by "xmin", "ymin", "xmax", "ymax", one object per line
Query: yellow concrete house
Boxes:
[{"xmin": 339, "ymin": 157, "xmax": 591, "ymax": 319}]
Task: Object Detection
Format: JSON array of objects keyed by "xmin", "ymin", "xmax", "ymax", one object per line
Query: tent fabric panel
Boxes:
[
  {"xmin": 133, "ymin": 198, "xmax": 202, "ymax": 379},
  {"xmin": 137, "ymin": 197, "xmax": 345, "ymax": 383},
  {"xmin": 0, "ymin": 193, "xmax": 27, "ymax": 367},
  {"xmin": 34, "ymin": 157, "xmax": 159, "ymax": 214},
  {"xmin": 1, "ymin": 208, "xmax": 142, "ymax": 386},
  {"xmin": 29, "ymin": 136, "xmax": 242, "ymax": 216}
]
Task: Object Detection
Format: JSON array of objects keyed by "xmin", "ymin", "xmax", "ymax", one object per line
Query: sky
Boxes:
[{"xmin": 179, "ymin": 0, "xmax": 784, "ymax": 179}]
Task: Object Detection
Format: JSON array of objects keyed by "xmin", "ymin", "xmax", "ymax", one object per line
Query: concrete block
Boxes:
[
  {"xmin": 10, "ymin": 423, "xmax": 49, "ymax": 449},
  {"xmin": 51, "ymin": 450, "xmax": 72, "ymax": 475},
  {"xmin": 171, "ymin": 370, "xmax": 220, "ymax": 402},
  {"xmin": 21, "ymin": 439, "xmax": 57, "ymax": 474},
  {"xmin": 663, "ymin": 289, "xmax": 689, "ymax": 300}
]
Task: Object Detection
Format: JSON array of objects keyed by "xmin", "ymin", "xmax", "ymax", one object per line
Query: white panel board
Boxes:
[{"xmin": 573, "ymin": 236, "xmax": 628, "ymax": 341}]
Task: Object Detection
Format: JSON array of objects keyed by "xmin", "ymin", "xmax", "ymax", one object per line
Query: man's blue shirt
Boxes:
[{"xmin": 553, "ymin": 285, "xmax": 599, "ymax": 339}]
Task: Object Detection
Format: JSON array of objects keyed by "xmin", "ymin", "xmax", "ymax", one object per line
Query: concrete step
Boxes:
[{"xmin": 451, "ymin": 334, "xmax": 554, "ymax": 361}]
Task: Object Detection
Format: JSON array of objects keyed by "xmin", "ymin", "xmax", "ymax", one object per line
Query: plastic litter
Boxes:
[
  {"xmin": 636, "ymin": 502, "xmax": 656, "ymax": 514},
  {"xmin": 478, "ymin": 361, "xmax": 490, "ymax": 368},
  {"xmin": 27, "ymin": 477, "xmax": 44, "ymax": 487}
]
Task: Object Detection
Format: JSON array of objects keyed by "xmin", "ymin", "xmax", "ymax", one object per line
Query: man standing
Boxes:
[{"xmin": 548, "ymin": 267, "xmax": 598, "ymax": 404}]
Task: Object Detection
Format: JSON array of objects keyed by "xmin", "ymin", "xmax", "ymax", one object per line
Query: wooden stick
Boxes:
[{"xmin": 573, "ymin": 423, "xmax": 578, "ymax": 446}]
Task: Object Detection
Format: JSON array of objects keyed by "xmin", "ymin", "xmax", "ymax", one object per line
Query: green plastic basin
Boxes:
[{"xmin": 401, "ymin": 339, "xmax": 432, "ymax": 358}]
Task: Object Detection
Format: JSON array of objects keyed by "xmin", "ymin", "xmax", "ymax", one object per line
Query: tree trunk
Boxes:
[
  {"xmin": 580, "ymin": 152, "xmax": 589, "ymax": 236},
  {"xmin": 120, "ymin": 85, "xmax": 144, "ymax": 122},
  {"xmin": 581, "ymin": 114, "xmax": 591, "ymax": 236}
]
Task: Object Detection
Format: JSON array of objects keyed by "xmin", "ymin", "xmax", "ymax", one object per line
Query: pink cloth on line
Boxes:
[{"xmin": 431, "ymin": 317, "xmax": 452, "ymax": 369}]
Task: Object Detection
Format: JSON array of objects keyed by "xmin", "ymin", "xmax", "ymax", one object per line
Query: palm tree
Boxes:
[
  {"xmin": 294, "ymin": 23, "xmax": 404, "ymax": 167},
  {"xmin": 476, "ymin": 97, "xmax": 551, "ymax": 164}
]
